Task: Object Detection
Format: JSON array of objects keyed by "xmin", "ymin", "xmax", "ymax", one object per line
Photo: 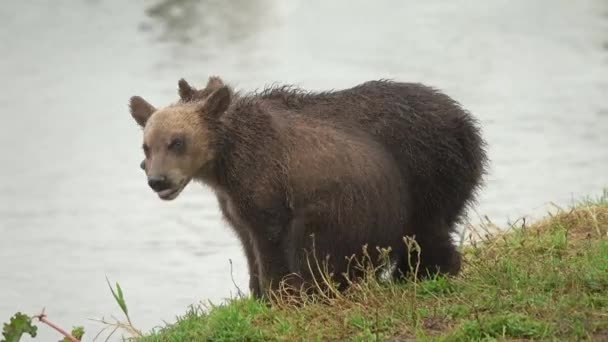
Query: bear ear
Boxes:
[
  {"xmin": 179, "ymin": 76, "xmax": 226, "ymax": 102},
  {"xmin": 198, "ymin": 85, "xmax": 231, "ymax": 120},
  {"xmin": 205, "ymin": 76, "xmax": 224, "ymax": 90},
  {"xmin": 129, "ymin": 96, "xmax": 156, "ymax": 127},
  {"xmin": 195, "ymin": 76, "xmax": 225, "ymax": 100},
  {"xmin": 178, "ymin": 78, "xmax": 196, "ymax": 102}
]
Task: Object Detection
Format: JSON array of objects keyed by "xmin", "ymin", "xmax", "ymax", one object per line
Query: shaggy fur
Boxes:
[{"xmin": 129, "ymin": 77, "xmax": 488, "ymax": 298}]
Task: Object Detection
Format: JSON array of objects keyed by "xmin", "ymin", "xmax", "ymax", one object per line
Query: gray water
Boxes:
[{"xmin": 1, "ymin": 0, "xmax": 607, "ymax": 340}]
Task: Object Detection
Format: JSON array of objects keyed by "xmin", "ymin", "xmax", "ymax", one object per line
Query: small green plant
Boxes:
[
  {"xmin": 59, "ymin": 326, "xmax": 85, "ymax": 342},
  {"xmin": 0, "ymin": 310, "xmax": 83, "ymax": 342},
  {"xmin": 90, "ymin": 278, "xmax": 143, "ymax": 340},
  {"xmin": 1, "ymin": 313, "xmax": 37, "ymax": 342},
  {"xmin": 1, "ymin": 278, "xmax": 140, "ymax": 342}
]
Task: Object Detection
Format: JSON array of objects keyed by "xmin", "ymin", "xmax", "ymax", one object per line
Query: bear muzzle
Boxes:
[{"xmin": 147, "ymin": 176, "xmax": 190, "ymax": 201}]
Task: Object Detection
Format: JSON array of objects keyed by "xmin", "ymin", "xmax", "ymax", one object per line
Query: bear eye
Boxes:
[
  {"xmin": 142, "ymin": 144, "xmax": 150, "ymax": 158},
  {"xmin": 168, "ymin": 137, "xmax": 185, "ymax": 151}
]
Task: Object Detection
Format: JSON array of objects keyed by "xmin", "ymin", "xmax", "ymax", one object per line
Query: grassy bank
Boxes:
[{"xmin": 135, "ymin": 193, "xmax": 608, "ymax": 341}]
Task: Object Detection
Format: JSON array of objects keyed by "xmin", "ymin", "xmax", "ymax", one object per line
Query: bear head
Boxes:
[{"xmin": 129, "ymin": 77, "xmax": 231, "ymax": 200}]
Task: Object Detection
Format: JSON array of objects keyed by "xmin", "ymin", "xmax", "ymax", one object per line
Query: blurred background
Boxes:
[{"xmin": 0, "ymin": 0, "xmax": 606, "ymax": 340}]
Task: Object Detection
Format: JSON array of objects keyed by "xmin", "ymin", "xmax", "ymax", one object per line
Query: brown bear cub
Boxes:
[{"xmin": 129, "ymin": 76, "xmax": 487, "ymax": 298}]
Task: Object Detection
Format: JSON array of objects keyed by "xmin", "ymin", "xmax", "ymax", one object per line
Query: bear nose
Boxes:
[{"xmin": 147, "ymin": 176, "xmax": 170, "ymax": 192}]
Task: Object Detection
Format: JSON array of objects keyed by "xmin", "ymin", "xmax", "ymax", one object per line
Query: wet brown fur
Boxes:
[{"xmin": 129, "ymin": 77, "xmax": 488, "ymax": 298}]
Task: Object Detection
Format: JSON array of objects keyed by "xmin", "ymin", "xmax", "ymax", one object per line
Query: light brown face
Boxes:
[
  {"xmin": 129, "ymin": 81, "xmax": 231, "ymax": 201},
  {"xmin": 141, "ymin": 107, "xmax": 211, "ymax": 200}
]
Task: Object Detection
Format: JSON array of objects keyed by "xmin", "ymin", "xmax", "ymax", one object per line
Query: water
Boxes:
[{"xmin": 0, "ymin": 0, "xmax": 606, "ymax": 340}]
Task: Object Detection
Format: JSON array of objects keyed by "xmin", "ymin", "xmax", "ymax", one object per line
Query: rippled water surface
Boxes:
[{"xmin": 1, "ymin": 0, "xmax": 607, "ymax": 340}]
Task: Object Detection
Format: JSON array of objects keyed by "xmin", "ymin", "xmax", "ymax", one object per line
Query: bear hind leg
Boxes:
[{"xmin": 396, "ymin": 218, "xmax": 461, "ymax": 279}]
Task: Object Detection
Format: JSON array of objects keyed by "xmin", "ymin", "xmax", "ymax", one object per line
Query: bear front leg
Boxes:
[
  {"xmin": 280, "ymin": 212, "xmax": 345, "ymax": 295},
  {"xmin": 249, "ymin": 227, "xmax": 292, "ymax": 298},
  {"xmin": 237, "ymin": 230, "xmax": 262, "ymax": 298},
  {"xmin": 217, "ymin": 195, "xmax": 262, "ymax": 297}
]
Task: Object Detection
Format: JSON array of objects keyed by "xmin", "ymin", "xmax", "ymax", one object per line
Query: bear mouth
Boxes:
[{"xmin": 157, "ymin": 179, "xmax": 189, "ymax": 201}]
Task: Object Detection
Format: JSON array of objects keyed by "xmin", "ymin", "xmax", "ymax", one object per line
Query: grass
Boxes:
[{"xmin": 131, "ymin": 191, "xmax": 608, "ymax": 342}]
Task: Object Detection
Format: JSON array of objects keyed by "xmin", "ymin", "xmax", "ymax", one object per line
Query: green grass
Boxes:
[{"xmin": 133, "ymin": 192, "xmax": 608, "ymax": 342}]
